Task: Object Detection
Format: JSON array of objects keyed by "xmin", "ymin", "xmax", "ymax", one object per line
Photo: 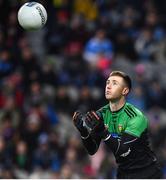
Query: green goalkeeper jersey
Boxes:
[
  {"xmin": 97, "ymin": 102, "xmax": 157, "ymax": 170},
  {"xmin": 99, "ymin": 102, "xmax": 148, "ymax": 138}
]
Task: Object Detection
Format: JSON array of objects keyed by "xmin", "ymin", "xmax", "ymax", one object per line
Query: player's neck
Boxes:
[{"xmin": 109, "ymin": 98, "xmax": 126, "ymax": 112}]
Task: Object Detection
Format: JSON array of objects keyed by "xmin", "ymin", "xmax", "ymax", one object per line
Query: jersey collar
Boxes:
[{"xmin": 109, "ymin": 102, "xmax": 126, "ymax": 114}]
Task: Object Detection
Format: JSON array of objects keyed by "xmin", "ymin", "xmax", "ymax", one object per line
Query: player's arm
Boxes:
[
  {"xmin": 81, "ymin": 132, "xmax": 101, "ymax": 155},
  {"xmin": 104, "ymin": 132, "xmax": 139, "ymax": 156},
  {"xmin": 86, "ymin": 112, "xmax": 147, "ymax": 157},
  {"xmin": 81, "ymin": 110, "xmax": 131, "ymax": 156},
  {"xmin": 72, "ymin": 111, "xmax": 101, "ymax": 155},
  {"xmin": 103, "ymin": 115, "xmax": 147, "ymax": 156}
]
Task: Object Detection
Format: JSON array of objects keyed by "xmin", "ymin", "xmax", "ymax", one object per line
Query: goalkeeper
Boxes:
[{"xmin": 72, "ymin": 71, "xmax": 162, "ymax": 179}]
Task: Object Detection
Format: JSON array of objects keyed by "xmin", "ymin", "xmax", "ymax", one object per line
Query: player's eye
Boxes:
[{"xmin": 112, "ymin": 81, "xmax": 118, "ymax": 85}]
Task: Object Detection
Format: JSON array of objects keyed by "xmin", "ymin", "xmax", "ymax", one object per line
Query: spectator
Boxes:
[{"xmin": 83, "ymin": 29, "xmax": 113, "ymax": 65}]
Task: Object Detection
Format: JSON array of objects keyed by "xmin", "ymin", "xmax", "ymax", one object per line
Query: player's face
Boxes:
[{"xmin": 105, "ymin": 76, "xmax": 126, "ymax": 101}]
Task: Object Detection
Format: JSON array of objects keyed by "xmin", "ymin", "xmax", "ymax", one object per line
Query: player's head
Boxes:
[{"xmin": 105, "ymin": 71, "xmax": 132, "ymax": 101}]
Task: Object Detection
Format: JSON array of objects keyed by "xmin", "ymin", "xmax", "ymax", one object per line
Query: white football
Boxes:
[{"xmin": 18, "ymin": 2, "xmax": 47, "ymax": 30}]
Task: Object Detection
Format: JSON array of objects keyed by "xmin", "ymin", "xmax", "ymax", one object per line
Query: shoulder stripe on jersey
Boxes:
[
  {"xmin": 125, "ymin": 108, "xmax": 135, "ymax": 118},
  {"xmin": 127, "ymin": 106, "xmax": 137, "ymax": 116},
  {"xmin": 124, "ymin": 109, "xmax": 132, "ymax": 118},
  {"xmin": 125, "ymin": 107, "xmax": 136, "ymax": 118}
]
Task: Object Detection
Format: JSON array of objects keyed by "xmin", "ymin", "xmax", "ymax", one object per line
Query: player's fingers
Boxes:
[
  {"xmin": 86, "ymin": 112, "xmax": 92, "ymax": 120},
  {"xmin": 91, "ymin": 111, "xmax": 100, "ymax": 121},
  {"xmin": 72, "ymin": 112, "xmax": 77, "ymax": 119},
  {"xmin": 72, "ymin": 111, "xmax": 80, "ymax": 121},
  {"xmin": 85, "ymin": 115, "xmax": 91, "ymax": 123},
  {"xmin": 87, "ymin": 111, "xmax": 100, "ymax": 121}
]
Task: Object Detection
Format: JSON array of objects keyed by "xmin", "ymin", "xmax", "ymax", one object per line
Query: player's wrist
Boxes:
[
  {"xmin": 103, "ymin": 133, "xmax": 111, "ymax": 141},
  {"xmin": 98, "ymin": 128, "xmax": 110, "ymax": 140}
]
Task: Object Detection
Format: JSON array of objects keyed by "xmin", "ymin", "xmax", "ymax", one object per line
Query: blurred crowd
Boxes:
[{"xmin": 0, "ymin": 0, "xmax": 166, "ymax": 178}]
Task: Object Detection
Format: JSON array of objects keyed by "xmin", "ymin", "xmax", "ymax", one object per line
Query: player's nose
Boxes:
[{"xmin": 106, "ymin": 84, "xmax": 111, "ymax": 89}]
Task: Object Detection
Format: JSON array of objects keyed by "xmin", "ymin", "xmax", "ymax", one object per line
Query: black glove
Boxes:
[
  {"xmin": 84, "ymin": 111, "xmax": 104, "ymax": 132},
  {"xmin": 85, "ymin": 111, "xmax": 110, "ymax": 139},
  {"xmin": 72, "ymin": 111, "xmax": 89, "ymax": 137}
]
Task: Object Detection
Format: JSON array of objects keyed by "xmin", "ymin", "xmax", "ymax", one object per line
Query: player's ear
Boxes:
[{"xmin": 122, "ymin": 87, "xmax": 129, "ymax": 96}]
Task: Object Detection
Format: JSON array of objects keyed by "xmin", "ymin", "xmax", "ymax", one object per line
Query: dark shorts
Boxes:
[{"xmin": 117, "ymin": 163, "xmax": 162, "ymax": 179}]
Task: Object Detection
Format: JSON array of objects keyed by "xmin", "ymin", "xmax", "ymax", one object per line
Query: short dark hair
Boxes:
[{"xmin": 109, "ymin": 71, "xmax": 132, "ymax": 91}]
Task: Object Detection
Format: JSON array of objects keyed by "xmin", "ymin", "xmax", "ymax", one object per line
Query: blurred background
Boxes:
[{"xmin": 0, "ymin": 0, "xmax": 166, "ymax": 178}]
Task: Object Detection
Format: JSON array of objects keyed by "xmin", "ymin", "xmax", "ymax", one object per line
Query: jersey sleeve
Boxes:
[{"xmin": 125, "ymin": 115, "xmax": 148, "ymax": 137}]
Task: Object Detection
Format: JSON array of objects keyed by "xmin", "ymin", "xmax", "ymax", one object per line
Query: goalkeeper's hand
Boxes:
[
  {"xmin": 85, "ymin": 111, "xmax": 110, "ymax": 139},
  {"xmin": 85, "ymin": 111, "xmax": 105, "ymax": 133},
  {"xmin": 72, "ymin": 111, "xmax": 89, "ymax": 137}
]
